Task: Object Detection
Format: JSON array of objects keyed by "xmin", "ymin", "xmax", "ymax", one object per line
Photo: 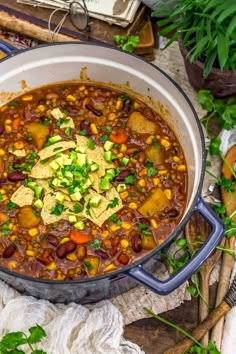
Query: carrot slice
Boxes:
[
  {"xmin": 70, "ymin": 231, "xmax": 92, "ymax": 245},
  {"xmin": 109, "ymin": 129, "xmax": 128, "ymax": 144},
  {"xmin": 12, "ymin": 118, "xmax": 21, "ymax": 131}
]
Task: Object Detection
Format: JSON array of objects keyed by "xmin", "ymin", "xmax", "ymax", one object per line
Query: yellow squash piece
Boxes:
[
  {"xmin": 138, "ymin": 188, "xmax": 169, "ymax": 216},
  {"xmin": 18, "ymin": 206, "xmax": 41, "ymax": 228},
  {"xmin": 25, "ymin": 122, "xmax": 50, "ymax": 150}
]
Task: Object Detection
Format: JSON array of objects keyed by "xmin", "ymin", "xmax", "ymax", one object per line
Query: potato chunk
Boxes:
[
  {"xmin": 84, "ymin": 255, "xmax": 100, "ymax": 276},
  {"xmin": 18, "ymin": 206, "xmax": 41, "ymax": 228},
  {"xmin": 25, "ymin": 122, "xmax": 50, "ymax": 150},
  {"xmin": 138, "ymin": 188, "xmax": 169, "ymax": 216},
  {"xmin": 127, "ymin": 112, "xmax": 157, "ymax": 134},
  {"xmin": 141, "ymin": 235, "xmax": 157, "ymax": 250},
  {"xmin": 146, "ymin": 145, "xmax": 164, "ymax": 165}
]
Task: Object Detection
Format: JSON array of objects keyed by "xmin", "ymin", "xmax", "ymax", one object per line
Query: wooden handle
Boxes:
[
  {"xmin": 210, "ymin": 236, "xmax": 235, "ymax": 349},
  {"xmin": 164, "ymin": 301, "xmax": 231, "ymax": 354},
  {"xmin": 0, "ymin": 10, "xmax": 77, "ymax": 43},
  {"xmin": 199, "ymin": 269, "xmax": 211, "ymax": 346}
]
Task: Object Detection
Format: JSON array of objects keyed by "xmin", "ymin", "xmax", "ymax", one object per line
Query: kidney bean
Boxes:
[
  {"xmin": 0, "ymin": 126, "xmax": 5, "ymax": 135},
  {"xmin": 2, "ymin": 243, "xmax": 17, "ymax": 258},
  {"xmin": 46, "ymin": 92, "xmax": 59, "ymax": 100},
  {"xmin": 138, "ymin": 218, "xmax": 151, "ymax": 226},
  {"xmin": 47, "ymin": 234, "xmax": 59, "ymax": 247},
  {"xmin": 114, "ymin": 169, "xmax": 131, "ymax": 182},
  {"xmin": 138, "ymin": 151, "xmax": 146, "ymax": 163},
  {"xmin": 122, "ymin": 102, "xmax": 130, "ymax": 114},
  {"xmin": 117, "ymin": 252, "xmax": 130, "ymax": 265},
  {"xmin": 0, "ymin": 178, "xmax": 7, "ymax": 185},
  {"xmin": 64, "ymin": 106, "xmax": 79, "ymax": 116},
  {"xmin": 37, "ymin": 249, "xmax": 54, "ymax": 266},
  {"xmin": 8, "ymin": 171, "xmax": 27, "ymax": 182},
  {"xmin": 95, "ymin": 249, "xmax": 109, "ymax": 259},
  {"xmin": 85, "ymin": 104, "xmax": 102, "ymax": 116},
  {"xmin": 126, "ymin": 147, "xmax": 139, "ymax": 155},
  {"xmin": 80, "ymin": 120, "xmax": 92, "ymax": 136},
  {"xmin": 131, "ymin": 235, "xmax": 142, "ymax": 253},
  {"xmin": 56, "ymin": 241, "xmax": 76, "ymax": 259},
  {"xmin": 77, "ymin": 245, "xmax": 86, "ymax": 261},
  {"xmin": 167, "ymin": 208, "xmax": 179, "ymax": 218}
]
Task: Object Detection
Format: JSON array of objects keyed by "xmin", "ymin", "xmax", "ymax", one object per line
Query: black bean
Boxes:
[
  {"xmin": 0, "ymin": 126, "xmax": 5, "ymax": 135},
  {"xmin": 8, "ymin": 171, "xmax": 27, "ymax": 182},
  {"xmin": 80, "ymin": 120, "xmax": 92, "ymax": 136},
  {"xmin": 2, "ymin": 243, "xmax": 17, "ymax": 258},
  {"xmin": 85, "ymin": 104, "xmax": 102, "ymax": 116},
  {"xmin": 95, "ymin": 249, "xmax": 109, "ymax": 259}
]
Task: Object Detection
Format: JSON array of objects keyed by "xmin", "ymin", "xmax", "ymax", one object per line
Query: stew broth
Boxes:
[{"xmin": 0, "ymin": 83, "xmax": 187, "ymax": 280}]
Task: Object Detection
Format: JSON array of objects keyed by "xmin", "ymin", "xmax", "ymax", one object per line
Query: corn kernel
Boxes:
[
  {"xmin": 37, "ymin": 104, "xmax": 45, "ymax": 112},
  {"xmin": 101, "ymin": 230, "xmax": 109, "ymax": 238},
  {"xmin": 146, "ymin": 135, "xmax": 155, "ymax": 144},
  {"xmin": 104, "ymin": 263, "xmax": 117, "ymax": 272},
  {"xmin": 8, "ymin": 223, "xmax": 13, "ymax": 230},
  {"xmin": 121, "ymin": 239, "xmax": 129, "ymax": 248},
  {"xmin": 10, "ymin": 235, "xmax": 17, "ymax": 242},
  {"xmin": 79, "ymin": 85, "xmax": 86, "ymax": 91},
  {"xmin": 14, "ymin": 141, "xmax": 24, "ymax": 149},
  {"xmin": 117, "ymin": 153, "xmax": 123, "ymax": 159},
  {"xmin": 119, "ymin": 191, "xmax": 129, "ymax": 200},
  {"xmin": 5, "ymin": 125, "xmax": 12, "ymax": 133},
  {"xmin": 164, "ymin": 189, "xmax": 172, "ymax": 200},
  {"xmin": 177, "ymin": 164, "xmax": 186, "ymax": 172},
  {"xmin": 28, "ymin": 228, "xmax": 38, "ymax": 237},
  {"xmin": 47, "ymin": 261, "xmax": 56, "ymax": 270},
  {"xmin": 173, "ymin": 156, "xmax": 180, "ymax": 163},
  {"xmin": 108, "ymin": 112, "xmax": 117, "ymax": 121},
  {"xmin": 139, "ymin": 168, "xmax": 147, "ymax": 177},
  {"xmin": 5, "ymin": 119, "xmax": 11, "ymax": 124},
  {"xmin": 138, "ymin": 179, "xmax": 146, "ymax": 187},
  {"xmin": 26, "ymin": 249, "xmax": 36, "ymax": 257},
  {"xmin": 122, "ymin": 221, "xmax": 131, "ymax": 230},
  {"xmin": 133, "ymin": 102, "xmax": 140, "ymax": 109},
  {"xmin": 22, "ymin": 94, "xmax": 33, "ymax": 101},
  {"xmin": 90, "ymin": 123, "xmax": 98, "ymax": 134},
  {"xmin": 120, "ymin": 144, "xmax": 127, "ymax": 153},
  {"xmin": 0, "ymin": 149, "xmax": 5, "ymax": 156},
  {"xmin": 128, "ymin": 202, "xmax": 138, "ymax": 209},
  {"xmin": 158, "ymin": 170, "xmax": 168, "ymax": 175},
  {"xmin": 156, "ymin": 135, "xmax": 161, "ymax": 139},
  {"xmin": 151, "ymin": 219, "xmax": 158, "ymax": 229},
  {"xmin": 110, "ymin": 224, "xmax": 121, "ymax": 232},
  {"xmin": 66, "ymin": 95, "xmax": 76, "ymax": 102},
  {"xmin": 153, "ymin": 178, "xmax": 160, "ymax": 186},
  {"xmin": 161, "ymin": 138, "xmax": 171, "ymax": 148},
  {"xmin": 84, "ymin": 90, "xmax": 88, "ymax": 95},
  {"xmin": 115, "ymin": 99, "xmax": 123, "ymax": 110},
  {"xmin": 92, "ymin": 229, "xmax": 97, "ymax": 236},
  {"xmin": 8, "ymin": 261, "xmax": 17, "ymax": 269},
  {"xmin": 60, "ymin": 237, "xmax": 70, "ymax": 244},
  {"xmin": 130, "ymin": 158, "xmax": 137, "ymax": 164},
  {"xmin": 1, "ymin": 106, "xmax": 7, "ymax": 112},
  {"xmin": 66, "ymin": 253, "xmax": 77, "ymax": 261},
  {"xmin": 56, "ymin": 271, "xmax": 65, "ymax": 280}
]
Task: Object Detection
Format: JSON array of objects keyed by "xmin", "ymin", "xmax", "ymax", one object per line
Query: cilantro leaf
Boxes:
[
  {"xmin": 137, "ymin": 223, "xmax": 149, "ymax": 232},
  {"xmin": 99, "ymin": 134, "xmax": 109, "ymax": 142},
  {"xmin": 0, "ymin": 192, "xmax": 2, "ymax": 201},
  {"xmin": 0, "ymin": 332, "xmax": 27, "ymax": 349},
  {"xmin": 7, "ymin": 201, "xmax": 17, "ymax": 210},
  {"xmin": 114, "ymin": 34, "xmax": 139, "ymax": 53},
  {"xmin": 28, "ymin": 325, "xmax": 46, "ymax": 344},
  {"xmin": 108, "ymin": 214, "xmax": 118, "ymax": 223},
  {"xmin": 208, "ymin": 137, "xmax": 221, "ymax": 156},
  {"xmin": 90, "ymin": 239, "xmax": 101, "ymax": 250},
  {"xmin": 147, "ymin": 167, "xmax": 157, "ymax": 177},
  {"xmin": 197, "ymin": 90, "xmax": 215, "ymax": 112},
  {"xmin": 124, "ymin": 175, "xmax": 136, "ymax": 185},
  {"xmin": 51, "ymin": 203, "xmax": 64, "ymax": 216},
  {"xmin": 106, "ymin": 197, "xmax": 119, "ymax": 210},
  {"xmin": 152, "ymin": 137, "xmax": 160, "ymax": 150},
  {"xmin": 71, "ymin": 203, "xmax": 83, "ymax": 214},
  {"xmin": 84, "ymin": 261, "xmax": 93, "ymax": 270},
  {"xmin": 217, "ymin": 177, "xmax": 235, "ymax": 192}
]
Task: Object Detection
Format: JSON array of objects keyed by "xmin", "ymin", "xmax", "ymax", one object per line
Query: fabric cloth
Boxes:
[{"xmin": 0, "ymin": 280, "xmax": 144, "ymax": 354}]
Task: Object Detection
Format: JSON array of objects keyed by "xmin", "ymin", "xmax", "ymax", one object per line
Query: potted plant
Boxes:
[{"xmin": 151, "ymin": 0, "xmax": 236, "ymax": 97}]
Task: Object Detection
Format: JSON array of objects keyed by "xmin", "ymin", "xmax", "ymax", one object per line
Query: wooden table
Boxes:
[{"xmin": 124, "ymin": 285, "xmax": 217, "ymax": 353}]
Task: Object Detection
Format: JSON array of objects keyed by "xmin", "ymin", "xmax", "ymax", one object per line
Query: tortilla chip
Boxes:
[
  {"xmin": 9, "ymin": 148, "xmax": 26, "ymax": 157},
  {"xmin": 10, "ymin": 185, "xmax": 34, "ymax": 207},
  {"xmin": 38, "ymin": 141, "xmax": 76, "ymax": 160},
  {"xmin": 41, "ymin": 193, "xmax": 76, "ymax": 224},
  {"xmin": 51, "ymin": 108, "xmax": 64, "ymax": 120},
  {"xmin": 61, "ymin": 117, "xmax": 75, "ymax": 129},
  {"xmin": 82, "ymin": 188, "xmax": 123, "ymax": 227},
  {"xmin": 75, "ymin": 135, "xmax": 114, "ymax": 173},
  {"xmin": 36, "ymin": 179, "xmax": 53, "ymax": 194},
  {"xmin": 30, "ymin": 159, "xmax": 54, "ymax": 179}
]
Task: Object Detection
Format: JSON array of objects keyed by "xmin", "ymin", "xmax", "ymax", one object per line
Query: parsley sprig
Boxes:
[{"xmin": 0, "ymin": 324, "xmax": 47, "ymax": 354}]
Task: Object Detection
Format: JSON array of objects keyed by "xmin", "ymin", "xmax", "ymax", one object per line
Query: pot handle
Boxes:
[
  {"xmin": 126, "ymin": 197, "xmax": 224, "ymax": 295},
  {"xmin": 0, "ymin": 39, "xmax": 17, "ymax": 56}
]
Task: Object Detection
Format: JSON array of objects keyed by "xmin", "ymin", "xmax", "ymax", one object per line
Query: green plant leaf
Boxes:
[
  {"xmin": 226, "ymin": 14, "xmax": 236, "ymax": 37},
  {"xmin": 189, "ymin": 36, "xmax": 209, "ymax": 62},
  {"xmin": 217, "ymin": 4, "xmax": 236, "ymax": 23},
  {"xmin": 28, "ymin": 325, "xmax": 46, "ymax": 344},
  {"xmin": 217, "ymin": 33, "xmax": 229, "ymax": 70},
  {"xmin": 0, "ymin": 332, "xmax": 27, "ymax": 349},
  {"xmin": 203, "ymin": 49, "xmax": 217, "ymax": 78}
]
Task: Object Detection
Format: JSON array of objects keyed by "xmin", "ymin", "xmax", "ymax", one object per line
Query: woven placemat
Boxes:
[{"xmin": 0, "ymin": 27, "xmax": 222, "ymax": 325}]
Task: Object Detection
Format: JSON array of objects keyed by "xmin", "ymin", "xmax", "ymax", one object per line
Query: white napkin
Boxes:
[{"xmin": 0, "ymin": 280, "xmax": 144, "ymax": 354}]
